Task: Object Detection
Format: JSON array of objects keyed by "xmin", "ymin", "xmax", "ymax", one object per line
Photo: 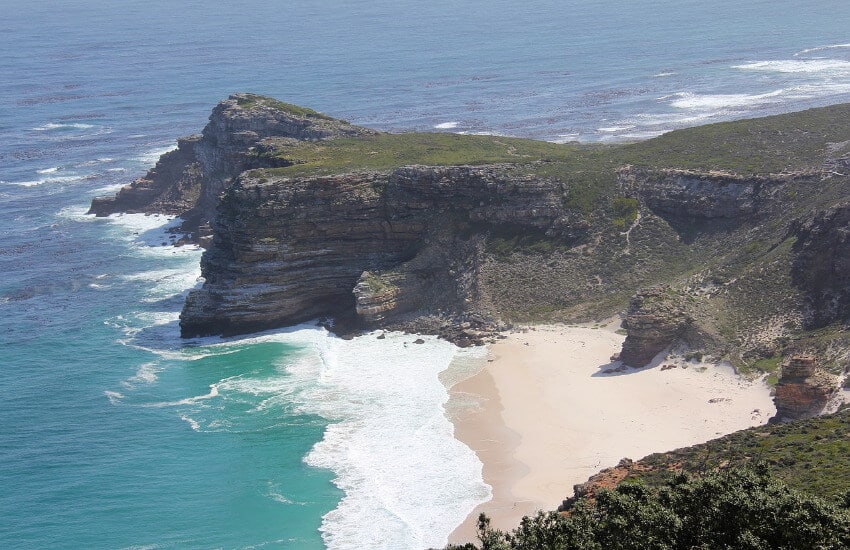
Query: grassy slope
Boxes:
[
  {"xmin": 255, "ymin": 102, "xmax": 850, "ymax": 177},
  {"xmin": 255, "ymin": 132, "xmax": 577, "ymax": 177},
  {"xmin": 622, "ymin": 406, "xmax": 850, "ymax": 503}
]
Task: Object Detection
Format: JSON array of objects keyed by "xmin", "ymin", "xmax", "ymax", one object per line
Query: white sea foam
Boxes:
[
  {"xmin": 553, "ymin": 132, "xmax": 580, "ymax": 143},
  {"xmin": 37, "ymin": 166, "xmax": 60, "ymax": 174},
  {"xmin": 93, "ymin": 182, "xmax": 126, "ymax": 194},
  {"xmin": 128, "ymin": 310, "xmax": 180, "ymax": 330},
  {"xmin": 122, "ymin": 268, "xmax": 189, "ymax": 283},
  {"xmin": 1, "ymin": 174, "xmax": 85, "ymax": 187},
  {"xmin": 629, "ymin": 110, "xmax": 718, "ymax": 126},
  {"xmin": 122, "ymin": 362, "xmax": 161, "ymax": 389},
  {"xmin": 733, "ymin": 58, "xmax": 850, "ymax": 75},
  {"xmin": 653, "ymin": 72, "xmax": 676, "ymax": 77},
  {"xmin": 155, "ymin": 326, "xmax": 490, "ymax": 548},
  {"xmin": 121, "ymin": 267, "xmax": 201, "ymax": 301},
  {"xmin": 266, "ymin": 481, "xmax": 305, "ymax": 505},
  {"xmin": 597, "ymin": 125, "xmax": 635, "ymax": 133},
  {"xmin": 148, "ymin": 383, "xmax": 221, "ymax": 408},
  {"xmin": 795, "ymin": 43, "xmax": 850, "ymax": 56},
  {"xmin": 180, "ymin": 414, "xmax": 201, "ymax": 431},
  {"xmin": 76, "ymin": 157, "xmax": 115, "ymax": 167},
  {"xmin": 785, "ymin": 81, "xmax": 850, "ymax": 98},
  {"xmin": 33, "ymin": 122, "xmax": 95, "ymax": 131},
  {"xmin": 104, "ymin": 390, "xmax": 125, "ymax": 405},
  {"xmin": 268, "ymin": 491, "xmax": 292, "ymax": 504},
  {"xmin": 669, "ymin": 89, "xmax": 784, "ymax": 110},
  {"xmin": 56, "ymin": 205, "xmax": 96, "ymax": 221},
  {"xmin": 137, "ymin": 145, "xmax": 176, "ymax": 166},
  {"xmin": 105, "ymin": 212, "xmax": 177, "ymax": 235},
  {"xmin": 434, "ymin": 121, "xmax": 459, "ymax": 129},
  {"xmin": 281, "ymin": 329, "xmax": 489, "ymax": 550},
  {"xmin": 616, "ymin": 130, "xmax": 666, "ymax": 140},
  {"xmin": 103, "ymin": 213, "xmax": 203, "ymax": 259},
  {"xmin": 456, "ymin": 130, "xmax": 507, "ymax": 137}
]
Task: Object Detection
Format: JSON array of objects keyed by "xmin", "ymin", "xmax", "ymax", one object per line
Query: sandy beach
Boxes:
[{"xmin": 447, "ymin": 321, "xmax": 775, "ymax": 544}]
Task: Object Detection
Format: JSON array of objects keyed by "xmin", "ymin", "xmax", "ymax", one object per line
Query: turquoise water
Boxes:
[{"xmin": 1, "ymin": 1, "xmax": 849, "ymax": 548}]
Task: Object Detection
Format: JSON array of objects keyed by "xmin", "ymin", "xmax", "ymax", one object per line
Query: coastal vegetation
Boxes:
[
  {"xmin": 447, "ymin": 464, "xmax": 850, "ymax": 550},
  {"xmin": 443, "ymin": 407, "xmax": 850, "ymax": 548},
  {"xmin": 234, "ymin": 92, "xmax": 335, "ymax": 120},
  {"xmin": 252, "ymin": 132, "xmax": 573, "ymax": 178},
  {"xmin": 606, "ymin": 406, "xmax": 850, "ymax": 502}
]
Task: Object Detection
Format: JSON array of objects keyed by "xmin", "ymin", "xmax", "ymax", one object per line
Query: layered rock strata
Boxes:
[
  {"xmin": 619, "ymin": 286, "xmax": 691, "ymax": 368},
  {"xmin": 89, "ymin": 135, "xmax": 204, "ymax": 217},
  {"xmin": 88, "ymin": 93, "xmax": 373, "ymax": 236},
  {"xmin": 791, "ymin": 204, "xmax": 850, "ymax": 328},
  {"xmin": 771, "ymin": 354, "xmax": 838, "ymax": 423},
  {"xmin": 617, "ymin": 167, "xmax": 815, "ymax": 221},
  {"xmin": 180, "ymin": 165, "xmax": 586, "ymax": 337}
]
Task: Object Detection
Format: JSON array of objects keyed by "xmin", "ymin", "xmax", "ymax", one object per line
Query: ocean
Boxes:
[{"xmin": 1, "ymin": 1, "xmax": 848, "ymax": 548}]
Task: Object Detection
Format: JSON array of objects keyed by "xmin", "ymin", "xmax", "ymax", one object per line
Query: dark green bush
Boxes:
[{"xmin": 448, "ymin": 465, "xmax": 850, "ymax": 550}]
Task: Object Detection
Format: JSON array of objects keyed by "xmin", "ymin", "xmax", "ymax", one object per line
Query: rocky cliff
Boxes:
[
  {"xmin": 791, "ymin": 204, "xmax": 850, "ymax": 328},
  {"xmin": 618, "ymin": 286, "xmax": 691, "ymax": 368},
  {"xmin": 88, "ymin": 93, "xmax": 373, "ymax": 239},
  {"xmin": 179, "ymin": 165, "xmax": 587, "ymax": 337},
  {"xmin": 617, "ymin": 167, "xmax": 814, "ymax": 222},
  {"xmin": 771, "ymin": 354, "xmax": 838, "ymax": 423},
  {"xmin": 92, "ymin": 95, "xmax": 850, "ymax": 387}
]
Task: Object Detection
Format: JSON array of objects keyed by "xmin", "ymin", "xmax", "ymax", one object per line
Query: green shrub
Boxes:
[
  {"xmin": 449, "ymin": 465, "xmax": 850, "ymax": 550},
  {"xmin": 611, "ymin": 196, "xmax": 639, "ymax": 226}
]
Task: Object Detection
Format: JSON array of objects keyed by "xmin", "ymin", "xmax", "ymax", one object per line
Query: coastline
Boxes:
[{"xmin": 447, "ymin": 321, "xmax": 775, "ymax": 544}]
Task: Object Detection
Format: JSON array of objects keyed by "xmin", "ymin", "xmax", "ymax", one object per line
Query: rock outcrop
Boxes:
[
  {"xmin": 619, "ymin": 286, "xmax": 691, "ymax": 367},
  {"xmin": 89, "ymin": 135, "xmax": 204, "ymax": 217},
  {"xmin": 791, "ymin": 204, "xmax": 850, "ymax": 328},
  {"xmin": 179, "ymin": 165, "xmax": 587, "ymax": 337},
  {"xmin": 771, "ymin": 354, "xmax": 838, "ymax": 423},
  {"xmin": 88, "ymin": 93, "xmax": 373, "ymax": 237},
  {"xmin": 617, "ymin": 167, "xmax": 813, "ymax": 221}
]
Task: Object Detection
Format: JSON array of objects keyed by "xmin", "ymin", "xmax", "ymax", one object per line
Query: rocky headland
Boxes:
[
  {"xmin": 91, "ymin": 93, "xmax": 850, "ymax": 406},
  {"xmin": 88, "ymin": 93, "xmax": 850, "ymax": 546},
  {"xmin": 88, "ymin": 93, "xmax": 373, "ymax": 242}
]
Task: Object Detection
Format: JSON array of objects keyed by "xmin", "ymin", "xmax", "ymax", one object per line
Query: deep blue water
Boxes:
[{"xmin": 1, "ymin": 1, "xmax": 849, "ymax": 548}]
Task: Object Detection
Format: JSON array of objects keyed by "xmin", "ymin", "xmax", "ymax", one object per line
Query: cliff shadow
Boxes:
[
  {"xmin": 656, "ymin": 214, "xmax": 750, "ymax": 245},
  {"xmin": 591, "ymin": 348, "xmax": 669, "ymax": 377}
]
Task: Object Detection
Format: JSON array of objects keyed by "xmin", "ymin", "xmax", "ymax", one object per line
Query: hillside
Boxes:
[
  {"xmin": 91, "ymin": 94, "xmax": 850, "ymax": 409},
  {"xmin": 567, "ymin": 405, "xmax": 850, "ymax": 508}
]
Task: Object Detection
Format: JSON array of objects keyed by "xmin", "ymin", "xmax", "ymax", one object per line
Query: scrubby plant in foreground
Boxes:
[{"xmin": 447, "ymin": 465, "xmax": 850, "ymax": 550}]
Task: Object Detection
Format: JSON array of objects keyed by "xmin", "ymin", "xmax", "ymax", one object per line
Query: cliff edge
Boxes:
[
  {"xmin": 92, "ymin": 96, "xmax": 850, "ymax": 392},
  {"xmin": 88, "ymin": 93, "xmax": 374, "ymax": 241}
]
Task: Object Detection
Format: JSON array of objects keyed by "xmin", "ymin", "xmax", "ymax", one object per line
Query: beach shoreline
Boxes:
[{"xmin": 447, "ymin": 321, "xmax": 775, "ymax": 545}]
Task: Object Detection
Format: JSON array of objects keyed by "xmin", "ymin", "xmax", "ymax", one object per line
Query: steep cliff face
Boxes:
[
  {"xmin": 618, "ymin": 286, "xmax": 691, "ymax": 368},
  {"xmin": 88, "ymin": 93, "xmax": 373, "ymax": 236},
  {"xmin": 771, "ymin": 354, "xmax": 838, "ymax": 423},
  {"xmin": 180, "ymin": 165, "xmax": 586, "ymax": 337},
  {"xmin": 617, "ymin": 167, "xmax": 814, "ymax": 221},
  {"xmin": 88, "ymin": 135, "xmax": 203, "ymax": 217},
  {"xmin": 89, "ymin": 95, "xmax": 850, "ymax": 374},
  {"xmin": 791, "ymin": 204, "xmax": 850, "ymax": 328}
]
